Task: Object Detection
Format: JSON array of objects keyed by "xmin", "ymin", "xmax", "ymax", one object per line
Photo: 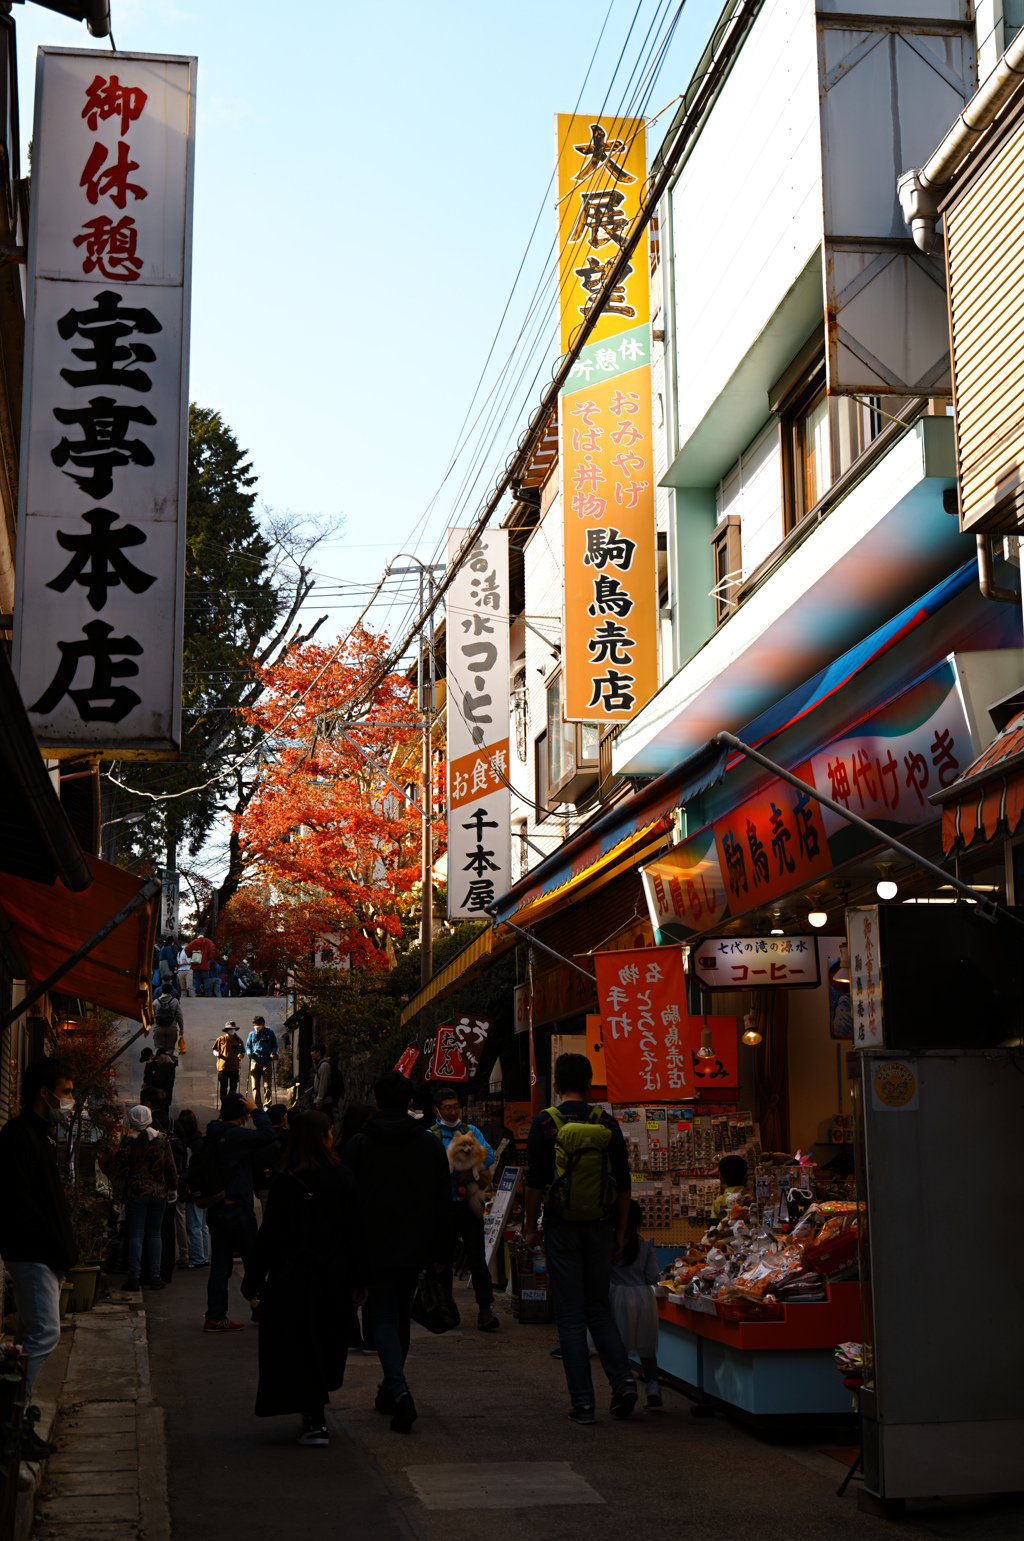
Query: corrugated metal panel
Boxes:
[
  {"xmin": 947, "ymin": 111, "xmax": 1024, "ymax": 532},
  {"xmin": 819, "ymin": 14, "xmax": 974, "ymax": 395}
]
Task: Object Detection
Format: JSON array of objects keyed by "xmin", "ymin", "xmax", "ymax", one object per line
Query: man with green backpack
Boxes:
[{"xmin": 523, "ymin": 1052, "xmax": 637, "ymax": 1424}]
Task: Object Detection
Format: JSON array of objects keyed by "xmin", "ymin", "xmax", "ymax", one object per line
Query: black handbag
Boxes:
[{"xmin": 410, "ymin": 1271, "xmax": 460, "ymax": 1334}]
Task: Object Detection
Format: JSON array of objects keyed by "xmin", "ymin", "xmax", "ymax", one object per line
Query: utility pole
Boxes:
[{"xmin": 419, "ymin": 566, "xmax": 435, "ymax": 1043}]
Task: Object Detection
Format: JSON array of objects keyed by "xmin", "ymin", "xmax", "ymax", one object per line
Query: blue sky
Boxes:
[{"xmin": 15, "ymin": 0, "xmax": 723, "ymax": 648}]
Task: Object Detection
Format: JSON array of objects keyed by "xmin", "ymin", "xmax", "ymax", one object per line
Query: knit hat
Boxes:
[{"xmin": 128, "ymin": 1104, "xmax": 158, "ymax": 1140}]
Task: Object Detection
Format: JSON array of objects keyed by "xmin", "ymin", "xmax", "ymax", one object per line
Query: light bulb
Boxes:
[
  {"xmin": 697, "ymin": 1025, "xmax": 716, "ymax": 1059},
  {"xmin": 770, "ymin": 927, "xmax": 784, "ymax": 935},
  {"xmin": 808, "ymin": 909, "xmax": 827, "ymax": 928},
  {"xmin": 876, "ymin": 879, "xmax": 898, "ymax": 900},
  {"xmin": 742, "ymin": 1028, "xmax": 762, "ymax": 1046}
]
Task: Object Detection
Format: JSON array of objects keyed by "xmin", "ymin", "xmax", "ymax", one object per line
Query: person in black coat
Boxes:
[
  {"xmin": 241, "ymin": 1111, "xmax": 365, "ymax": 1447},
  {"xmin": 344, "ymin": 1072, "xmax": 450, "ymax": 1434}
]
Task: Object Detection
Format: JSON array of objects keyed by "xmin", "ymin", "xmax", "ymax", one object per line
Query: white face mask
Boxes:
[
  {"xmin": 439, "ymin": 1114, "xmax": 460, "ymax": 1127},
  {"xmin": 45, "ymin": 1092, "xmax": 74, "ymax": 1125}
]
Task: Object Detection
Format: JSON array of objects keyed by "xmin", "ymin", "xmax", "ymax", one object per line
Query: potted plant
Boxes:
[{"xmin": 49, "ymin": 1015, "xmax": 125, "ymax": 1311}]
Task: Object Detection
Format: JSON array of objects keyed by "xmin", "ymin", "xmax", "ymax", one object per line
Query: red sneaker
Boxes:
[{"xmin": 203, "ymin": 1317, "xmax": 243, "ymax": 1332}]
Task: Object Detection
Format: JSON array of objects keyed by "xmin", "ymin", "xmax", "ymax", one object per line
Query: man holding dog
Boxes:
[{"xmin": 429, "ymin": 1090, "xmax": 499, "ymax": 1333}]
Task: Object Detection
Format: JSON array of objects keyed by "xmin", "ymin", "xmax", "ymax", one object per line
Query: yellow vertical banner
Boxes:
[{"xmin": 556, "ymin": 114, "xmax": 657, "ymax": 724}]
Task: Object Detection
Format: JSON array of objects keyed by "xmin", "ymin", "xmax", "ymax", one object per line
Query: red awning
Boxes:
[
  {"xmin": 0, "ymin": 855, "xmax": 158, "ymax": 1021},
  {"xmin": 931, "ymin": 708, "xmax": 1024, "ymax": 853}
]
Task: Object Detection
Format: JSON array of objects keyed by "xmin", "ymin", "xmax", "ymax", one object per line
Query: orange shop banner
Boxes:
[
  {"xmin": 560, "ymin": 367, "xmax": 658, "ymax": 722},
  {"xmin": 713, "ymin": 768, "xmax": 832, "ymax": 912},
  {"xmin": 593, "ymin": 947, "xmax": 736, "ymax": 1102}
]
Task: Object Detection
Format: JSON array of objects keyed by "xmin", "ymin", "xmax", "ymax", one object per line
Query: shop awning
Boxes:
[
  {"xmin": 501, "ymin": 813, "xmax": 674, "ymax": 931},
  {"xmin": 399, "ymin": 925, "xmax": 515, "ymax": 1027},
  {"xmin": 0, "ymin": 648, "xmax": 91, "ymax": 891},
  {"xmin": 931, "ymin": 708, "xmax": 1024, "ymax": 853},
  {"xmin": 614, "ymin": 419, "xmax": 972, "ymax": 777},
  {"xmin": 0, "ymin": 855, "xmax": 159, "ymax": 1021}
]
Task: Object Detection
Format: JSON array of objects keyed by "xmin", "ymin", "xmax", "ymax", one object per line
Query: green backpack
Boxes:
[{"xmin": 543, "ymin": 1106, "xmax": 618, "ymax": 1223}]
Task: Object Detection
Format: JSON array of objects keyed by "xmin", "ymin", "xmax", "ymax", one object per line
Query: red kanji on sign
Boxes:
[
  {"xmin": 429, "ymin": 1026, "xmax": 467, "ymax": 1082},
  {"xmin": 80, "ymin": 141, "xmax": 148, "ymax": 210}
]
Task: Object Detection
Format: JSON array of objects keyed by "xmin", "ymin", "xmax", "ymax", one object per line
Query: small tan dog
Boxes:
[{"xmin": 447, "ymin": 1130, "xmax": 492, "ymax": 1216}]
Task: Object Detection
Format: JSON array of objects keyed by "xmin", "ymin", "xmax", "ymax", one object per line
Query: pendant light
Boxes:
[
  {"xmin": 741, "ymin": 1010, "xmax": 762, "ymax": 1046},
  {"xmin": 697, "ymin": 1020, "xmax": 716, "ymax": 1058},
  {"xmin": 828, "ymin": 942, "xmax": 851, "ymax": 992}
]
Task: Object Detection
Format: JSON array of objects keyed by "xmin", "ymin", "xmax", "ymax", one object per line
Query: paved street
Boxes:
[
  {"xmin": 101, "ymin": 997, "xmax": 1024, "ymax": 1541},
  {"xmin": 139, "ymin": 1267, "xmax": 1024, "ymax": 1541}
]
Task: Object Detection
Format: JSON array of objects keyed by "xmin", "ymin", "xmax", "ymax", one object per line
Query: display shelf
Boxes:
[{"xmin": 658, "ymin": 1281, "xmax": 860, "ymax": 1351}]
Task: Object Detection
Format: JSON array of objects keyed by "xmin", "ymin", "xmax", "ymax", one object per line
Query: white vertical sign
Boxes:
[
  {"xmin": 847, "ymin": 906, "xmax": 884, "ymax": 1048},
  {"xmin": 13, "ymin": 48, "xmax": 196, "ymax": 755},
  {"xmin": 446, "ymin": 527, "xmax": 510, "ymax": 920}
]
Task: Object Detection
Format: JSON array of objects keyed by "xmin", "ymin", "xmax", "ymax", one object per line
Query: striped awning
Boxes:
[
  {"xmin": 931, "ymin": 708, "xmax": 1024, "ymax": 852},
  {"xmin": 399, "ymin": 924, "xmax": 514, "ymax": 1026}
]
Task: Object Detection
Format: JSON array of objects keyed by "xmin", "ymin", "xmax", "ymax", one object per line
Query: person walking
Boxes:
[
  {"xmin": 115, "ymin": 1105, "xmax": 178, "ymax": 1293},
  {"xmin": 252, "ymin": 1102, "xmax": 289, "ymax": 1219},
  {"xmin": 308, "ymin": 1043, "xmax": 338, "ymax": 1118},
  {"xmin": 523, "ymin": 1052, "xmax": 638, "ymax": 1425},
  {"xmin": 186, "ymin": 930, "xmax": 216, "ymax": 996},
  {"xmin": 0, "ymin": 1057, "xmax": 77, "ymax": 1453},
  {"xmin": 610, "ymin": 1200, "xmax": 664, "ymax": 1410},
  {"xmin": 340, "ymin": 1102, "xmax": 376, "ymax": 1355},
  {"xmin": 429, "ymin": 1090, "xmax": 499, "ymax": 1332},
  {"xmin": 245, "ymin": 1017, "xmax": 278, "ymax": 1110},
  {"xmin": 145, "ymin": 1048, "xmax": 177, "ymax": 1109},
  {"xmin": 176, "ymin": 941, "xmax": 194, "ymax": 998},
  {"xmin": 344, "ymin": 1072, "xmax": 450, "ymax": 1433},
  {"xmin": 200, "ymin": 1092, "xmax": 275, "ymax": 1332},
  {"xmin": 213, "ymin": 1022, "xmax": 244, "ymax": 1102},
  {"xmin": 159, "ymin": 1117, "xmax": 187, "ymax": 1283},
  {"xmin": 241, "ymin": 1112, "xmax": 365, "ymax": 1446},
  {"xmin": 152, "ymin": 985, "xmax": 184, "ymax": 1055},
  {"xmin": 156, "ymin": 935, "xmax": 179, "ymax": 991},
  {"xmin": 173, "ymin": 1109, "xmax": 208, "ymax": 1267}
]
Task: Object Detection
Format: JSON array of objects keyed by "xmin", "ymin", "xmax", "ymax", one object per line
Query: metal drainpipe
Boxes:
[
  {"xmin": 898, "ymin": 30, "xmax": 1024, "ymax": 250},
  {"xmin": 976, "ymin": 532, "xmax": 1018, "ymax": 604}
]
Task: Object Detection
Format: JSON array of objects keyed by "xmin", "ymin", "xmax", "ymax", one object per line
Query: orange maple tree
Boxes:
[{"xmin": 221, "ymin": 625, "xmax": 444, "ymax": 995}]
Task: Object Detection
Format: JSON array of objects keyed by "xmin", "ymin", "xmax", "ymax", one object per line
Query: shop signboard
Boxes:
[
  {"xmin": 691, "ymin": 935, "xmax": 822, "ymax": 991},
  {"xmin": 642, "ymin": 663, "xmax": 971, "ymax": 939},
  {"xmin": 483, "ymin": 1164, "xmax": 521, "ymax": 1266},
  {"xmin": 593, "ymin": 945, "xmax": 735, "ymax": 1101},
  {"xmin": 13, "ymin": 48, "xmax": 196, "ymax": 755},
  {"xmin": 426, "ymin": 1025, "xmax": 468, "ymax": 1082},
  {"xmin": 846, "ymin": 906, "xmax": 884, "ymax": 1047},
  {"xmin": 446, "ymin": 527, "xmax": 510, "ymax": 920},
  {"xmin": 447, "ymin": 1013, "xmax": 492, "ymax": 1076},
  {"xmin": 513, "ymin": 982, "xmax": 529, "ymax": 1034},
  {"xmin": 556, "ymin": 113, "xmax": 657, "ymax": 724},
  {"xmin": 393, "ymin": 1045, "xmax": 419, "ymax": 1077}
]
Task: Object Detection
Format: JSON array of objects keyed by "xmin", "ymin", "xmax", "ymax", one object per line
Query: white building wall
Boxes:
[
  {"xmin": 670, "ymin": 0, "xmax": 822, "ymax": 450},
  {"xmin": 715, "ymin": 422, "xmax": 784, "ymax": 580}
]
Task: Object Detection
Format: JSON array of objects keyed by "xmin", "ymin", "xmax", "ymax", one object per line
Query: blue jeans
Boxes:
[
  {"xmin": 369, "ymin": 1269, "xmax": 417, "ymax": 1400},
  {"xmin": 206, "ymin": 1203, "xmax": 258, "ymax": 1321},
  {"xmin": 6, "ymin": 1260, "xmax": 62, "ymax": 1397},
  {"xmin": 545, "ymin": 1221, "xmax": 635, "ymax": 1409},
  {"xmin": 126, "ymin": 1195, "xmax": 166, "ymax": 1280},
  {"xmin": 186, "ymin": 1202, "xmax": 209, "ymax": 1264}
]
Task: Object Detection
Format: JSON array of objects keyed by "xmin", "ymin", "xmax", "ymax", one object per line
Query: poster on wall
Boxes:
[
  {"xmin": 446, "ymin": 527, "xmax": 511, "ymax": 919},
  {"xmin": 593, "ymin": 946, "xmax": 736, "ymax": 1101},
  {"xmin": 13, "ymin": 48, "xmax": 196, "ymax": 755},
  {"xmin": 556, "ymin": 113, "xmax": 657, "ymax": 724}
]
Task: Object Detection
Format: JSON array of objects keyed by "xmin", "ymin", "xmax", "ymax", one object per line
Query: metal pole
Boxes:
[
  {"xmin": 484, "ymin": 905, "xmax": 595, "ymax": 982},
  {"xmin": 0, "ymin": 877, "xmax": 161, "ymax": 1036},
  {"xmin": 420, "ymin": 570, "xmax": 434, "ymax": 1044}
]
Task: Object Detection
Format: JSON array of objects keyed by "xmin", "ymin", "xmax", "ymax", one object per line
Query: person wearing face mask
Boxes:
[
  {"xmin": 0, "ymin": 1057, "xmax": 77, "ymax": 1453},
  {"xmin": 429, "ymin": 1090, "xmax": 498, "ymax": 1332}
]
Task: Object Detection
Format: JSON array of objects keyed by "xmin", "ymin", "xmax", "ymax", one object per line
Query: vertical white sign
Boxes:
[
  {"xmin": 847, "ymin": 906, "xmax": 884, "ymax": 1048},
  {"xmin": 13, "ymin": 48, "xmax": 196, "ymax": 755},
  {"xmin": 446, "ymin": 527, "xmax": 510, "ymax": 920}
]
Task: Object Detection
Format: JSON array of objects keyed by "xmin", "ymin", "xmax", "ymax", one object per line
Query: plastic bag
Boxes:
[{"xmin": 410, "ymin": 1271, "xmax": 460, "ymax": 1335}]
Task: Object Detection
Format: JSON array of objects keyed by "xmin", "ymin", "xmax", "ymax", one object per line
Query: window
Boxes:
[
  {"xmin": 711, "ymin": 515, "xmax": 741, "ymax": 626},
  {"xmin": 534, "ymin": 730, "xmax": 550, "ymax": 820},
  {"xmin": 545, "ymin": 673, "xmax": 575, "ymax": 790}
]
